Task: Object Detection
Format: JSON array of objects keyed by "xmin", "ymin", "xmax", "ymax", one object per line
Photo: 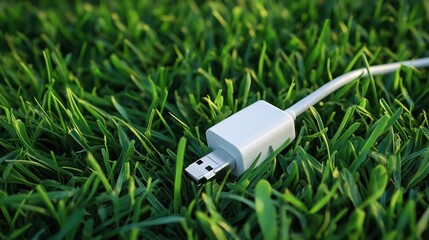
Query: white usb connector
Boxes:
[
  {"xmin": 185, "ymin": 101, "xmax": 295, "ymax": 183},
  {"xmin": 184, "ymin": 58, "xmax": 429, "ymax": 183},
  {"xmin": 184, "ymin": 148, "xmax": 235, "ymax": 184}
]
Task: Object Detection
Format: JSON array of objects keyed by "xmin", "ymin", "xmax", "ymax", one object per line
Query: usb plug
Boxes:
[
  {"xmin": 184, "ymin": 149, "xmax": 235, "ymax": 184},
  {"xmin": 184, "ymin": 100, "xmax": 296, "ymax": 183}
]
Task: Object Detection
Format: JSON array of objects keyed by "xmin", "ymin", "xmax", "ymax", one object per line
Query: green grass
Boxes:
[{"xmin": 1, "ymin": 0, "xmax": 429, "ymax": 239}]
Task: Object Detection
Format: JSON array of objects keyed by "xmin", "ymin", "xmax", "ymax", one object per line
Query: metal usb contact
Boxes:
[{"xmin": 184, "ymin": 148, "xmax": 235, "ymax": 184}]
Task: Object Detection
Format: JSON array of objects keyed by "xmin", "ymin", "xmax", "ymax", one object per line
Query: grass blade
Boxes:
[
  {"xmin": 350, "ymin": 115, "xmax": 389, "ymax": 172},
  {"xmin": 174, "ymin": 137, "xmax": 186, "ymax": 213},
  {"xmin": 255, "ymin": 179, "xmax": 278, "ymax": 240}
]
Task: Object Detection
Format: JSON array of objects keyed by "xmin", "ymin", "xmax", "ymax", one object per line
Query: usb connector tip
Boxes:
[{"xmin": 184, "ymin": 149, "xmax": 235, "ymax": 184}]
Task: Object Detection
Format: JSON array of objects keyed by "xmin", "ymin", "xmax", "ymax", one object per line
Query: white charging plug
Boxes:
[{"xmin": 185, "ymin": 100, "xmax": 295, "ymax": 183}]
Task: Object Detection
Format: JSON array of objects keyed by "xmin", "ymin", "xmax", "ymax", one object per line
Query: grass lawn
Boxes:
[{"xmin": 1, "ymin": 0, "xmax": 429, "ymax": 239}]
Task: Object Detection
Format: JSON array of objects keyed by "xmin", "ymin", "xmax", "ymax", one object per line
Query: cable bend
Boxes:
[{"xmin": 285, "ymin": 58, "xmax": 429, "ymax": 118}]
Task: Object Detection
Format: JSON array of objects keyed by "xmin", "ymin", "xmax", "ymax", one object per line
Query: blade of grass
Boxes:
[
  {"xmin": 255, "ymin": 179, "xmax": 278, "ymax": 240},
  {"xmin": 87, "ymin": 153, "xmax": 112, "ymax": 193},
  {"xmin": 350, "ymin": 115, "xmax": 389, "ymax": 172},
  {"xmin": 174, "ymin": 137, "xmax": 186, "ymax": 213}
]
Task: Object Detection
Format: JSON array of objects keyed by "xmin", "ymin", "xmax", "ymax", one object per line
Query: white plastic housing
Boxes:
[{"xmin": 206, "ymin": 100, "xmax": 295, "ymax": 176}]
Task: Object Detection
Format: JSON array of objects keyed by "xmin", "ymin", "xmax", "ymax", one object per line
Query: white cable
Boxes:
[
  {"xmin": 285, "ymin": 58, "xmax": 429, "ymax": 119},
  {"xmin": 185, "ymin": 57, "xmax": 429, "ymax": 183}
]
